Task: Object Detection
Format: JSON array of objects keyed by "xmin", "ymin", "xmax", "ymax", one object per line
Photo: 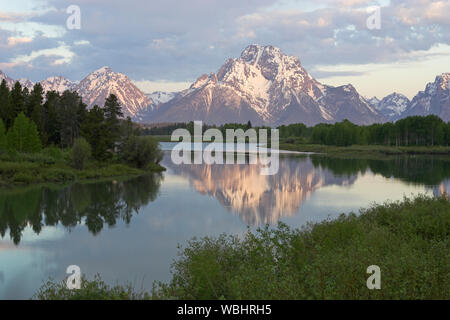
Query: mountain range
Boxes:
[
  {"xmin": 1, "ymin": 44, "xmax": 449, "ymax": 125},
  {"xmin": 0, "ymin": 67, "xmax": 152, "ymax": 119}
]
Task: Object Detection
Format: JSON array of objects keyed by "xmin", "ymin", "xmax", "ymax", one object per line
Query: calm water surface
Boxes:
[{"xmin": 1, "ymin": 144, "xmax": 449, "ymax": 299}]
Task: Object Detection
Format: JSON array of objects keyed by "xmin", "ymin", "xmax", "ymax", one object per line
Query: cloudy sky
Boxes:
[{"xmin": 0, "ymin": 0, "xmax": 449, "ymax": 99}]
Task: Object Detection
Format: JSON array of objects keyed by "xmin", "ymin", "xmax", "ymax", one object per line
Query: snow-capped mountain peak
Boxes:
[
  {"xmin": 403, "ymin": 73, "xmax": 450, "ymax": 121},
  {"xmin": 41, "ymin": 76, "xmax": 75, "ymax": 93},
  {"xmin": 148, "ymin": 44, "xmax": 383, "ymax": 126},
  {"xmin": 148, "ymin": 91, "xmax": 176, "ymax": 105},
  {"xmin": 373, "ymin": 92, "xmax": 410, "ymax": 120},
  {"xmin": 0, "ymin": 68, "xmax": 152, "ymax": 118},
  {"xmin": 0, "ymin": 71, "xmax": 15, "ymax": 88},
  {"xmin": 75, "ymin": 67, "xmax": 152, "ymax": 118},
  {"xmin": 18, "ymin": 78, "xmax": 34, "ymax": 91}
]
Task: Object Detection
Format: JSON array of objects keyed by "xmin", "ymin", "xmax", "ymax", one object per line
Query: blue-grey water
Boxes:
[{"xmin": 0, "ymin": 144, "xmax": 449, "ymax": 299}]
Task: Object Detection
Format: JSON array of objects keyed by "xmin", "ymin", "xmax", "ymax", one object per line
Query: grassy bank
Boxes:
[
  {"xmin": 35, "ymin": 195, "xmax": 449, "ymax": 300},
  {"xmin": 151, "ymin": 135, "xmax": 450, "ymax": 159},
  {"xmin": 152, "ymin": 135, "xmax": 173, "ymax": 142},
  {"xmin": 279, "ymin": 143, "xmax": 450, "ymax": 159},
  {"xmin": 0, "ymin": 151, "xmax": 165, "ymax": 187}
]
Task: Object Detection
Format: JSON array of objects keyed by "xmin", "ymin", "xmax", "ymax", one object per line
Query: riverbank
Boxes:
[
  {"xmin": 152, "ymin": 135, "xmax": 450, "ymax": 158},
  {"xmin": 34, "ymin": 194, "xmax": 449, "ymax": 300},
  {"xmin": 279, "ymin": 143, "xmax": 450, "ymax": 159},
  {"xmin": 0, "ymin": 159, "xmax": 165, "ymax": 187}
]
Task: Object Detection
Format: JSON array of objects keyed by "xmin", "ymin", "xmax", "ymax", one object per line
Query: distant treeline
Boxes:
[
  {"xmin": 141, "ymin": 121, "xmax": 255, "ymax": 136},
  {"xmin": 144, "ymin": 116, "xmax": 450, "ymax": 147},
  {"xmin": 282, "ymin": 116, "xmax": 450, "ymax": 146}
]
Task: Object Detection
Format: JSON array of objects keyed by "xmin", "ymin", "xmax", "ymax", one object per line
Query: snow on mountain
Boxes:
[
  {"xmin": 0, "ymin": 68, "xmax": 152, "ymax": 119},
  {"xmin": 372, "ymin": 93, "xmax": 410, "ymax": 121},
  {"xmin": 75, "ymin": 66, "xmax": 153, "ymax": 118},
  {"xmin": 1, "ymin": 61, "xmax": 447, "ymax": 125},
  {"xmin": 18, "ymin": 78, "xmax": 34, "ymax": 91},
  {"xmin": 402, "ymin": 73, "xmax": 450, "ymax": 122},
  {"xmin": 40, "ymin": 76, "xmax": 76, "ymax": 93},
  {"xmin": 368, "ymin": 96, "xmax": 380, "ymax": 107},
  {"xmin": 0, "ymin": 71, "xmax": 16, "ymax": 88},
  {"xmin": 148, "ymin": 44, "xmax": 383, "ymax": 126},
  {"xmin": 148, "ymin": 91, "xmax": 176, "ymax": 105}
]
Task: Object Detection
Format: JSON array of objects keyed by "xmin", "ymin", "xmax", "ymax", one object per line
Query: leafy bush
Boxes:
[
  {"xmin": 70, "ymin": 138, "xmax": 92, "ymax": 170},
  {"xmin": 152, "ymin": 195, "xmax": 449, "ymax": 300},
  {"xmin": 42, "ymin": 168, "xmax": 75, "ymax": 182},
  {"xmin": 34, "ymin": 275, "xmax": 150, "ymax": 300},
  {"xmin": 119, "ymin": 135, "xmax": 163, "ymax": 169},
  {"xmin": 42, "ymin": 145, "xmax": 66, "ymax": 161},
  {"xmin": 34, "ymin": 195, "xmax": 449, "ymax": 300},
  {"xmin": 12, "ymin": 172, "xmax": 35, "ymax": 184}
]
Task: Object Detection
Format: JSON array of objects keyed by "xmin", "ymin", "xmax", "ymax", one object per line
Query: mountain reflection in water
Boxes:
[
  {"xmin": 1, "ymin": 154, "xmax": 450, "ymax": 245},
  {"xmin": 163, "ymin": 156, "xmax": 357, "ymax": 225}
]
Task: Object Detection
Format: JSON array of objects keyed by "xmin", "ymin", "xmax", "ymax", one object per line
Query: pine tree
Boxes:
[
  {"xmin": 0, "ymin": 118, "xmax": 6, "ymax": 152},
  {"xmin": 43, "ymin": 91, "xmax": 61, "ymax": 146},
  {"xmin": 10, "ymin": 81, "xmax": 26, "ymax": 120},
  {"xmin": 7, "ymin": 112, "xmax": 41, "ymax": 153},
  {"xmin": 81, "ymin": 105, "xmax": 109, "ymax": 160},
  {"xmin": 103, "ymin": 94, "xmax": 123, "ymax": 152},
  {"xmin": 56, "ymin": 91, "xmax": 85, "ymax": 147},
  {"xmin": 27, "ymin": 83, "xmax": 44, "ymax": 141},
  {"xmin": 25, "ymin": 119, "xmax": 42, "ymax": 153},
  {"xmin": 0, "ymin": 79, "xmax": 12, "ymax": 129}
]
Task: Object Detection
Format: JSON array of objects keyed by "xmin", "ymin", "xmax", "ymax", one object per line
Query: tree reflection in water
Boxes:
[{"xmin": 0, "ymin": 173, "xmax": 162, "ymax": 245}]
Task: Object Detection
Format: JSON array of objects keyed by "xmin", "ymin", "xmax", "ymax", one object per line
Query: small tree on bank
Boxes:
[
  {"xmin": 119, "ymin": 135, "xmax": 162, "ymax": 169},
  {"xmin": 70, "ymin": 137, "xmax": 92, "ymax": 170},
  {"xmin": 6, "ymin": 113, "xmax": 41, "ymax": 153}
]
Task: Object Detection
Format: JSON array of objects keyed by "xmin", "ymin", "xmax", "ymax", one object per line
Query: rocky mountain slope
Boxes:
[
  {"xmin": 369, "ymin": 93, "xmax": 410, "ymax": 121},
  {"xmin": 0, "ymin": 71, "xmax": 15, "ymax": 88},
  {"xmin": 402, "ymin": 73, "xmax": 450, "ymax": 122}
]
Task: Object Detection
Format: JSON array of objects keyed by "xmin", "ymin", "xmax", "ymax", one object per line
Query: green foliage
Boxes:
[
  {"xmin": 41, "ymin": 145, "xmax": 66, "ymax": 161},
  {"xmin": 103, "ymin": 94, "xmax": 124, "ymax": 151},
  {"xmin": 56, "ymin": 91, "xmax": 87, "ymax": 147},
  {"xmin": 34, "ymin": 275, "xmax": 150, "ymax": 300},
  {"xmin": 287, "ymin": 116, "xmax": 450, "ymax": 147},
  {"xmin": 6, "ymin": 113, "xmax": 41, "ymax": 153},
  {"xmin": 152, "ymin": 195, "xmax": 449, "ymax": 300},
  {"xmin": 81, "ymin": 105, "xmax": 109, "ymax": 160},
  {"xmin": 70, "ymin": 137, "xmax": 92, "ymax": 170},
  {"xmin": 119, "ymin": 135, "xmax": 163, "ymax": 169},
  {"xmin": 0, "ymin": 80, "xmax": 12, "ymax": 129},
  {"xmin": 32, "ymin": 195, "xmax": 449, "ymax": 300},
  {"xmin": 0, "ymin": 118, "xmax": 6, "ymax": 152},
  {"xmin": 10, "ymin": 81, "xmax": 25, "ymax": 118}
]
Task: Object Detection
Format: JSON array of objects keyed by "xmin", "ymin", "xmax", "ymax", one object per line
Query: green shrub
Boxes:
[
  {"xmin": 34, "ymin": 275, "xmax": 150, "ymax": 300},
  {"xmin": 70, "ymin": 138, "xmax": 92, "ymax": 170},
  {"xmin": 12, "ymin": 172, "xmax": 35, "ymax": 184},
  {"xmin": 119, "ymin": 135, "xmax": 163, "ymax": 169},
  {"xmin": 42, "ymin": 145, "xmax": 65, "ymax": 161},
  {"xmin": 33, "ymin": 195, "xmax": 449, "ymax": 300},
  {"xmin": 152, "ymin": 195, "xmax": 449, "ymax": 300},
  {"xmin": 42, "ymin": 168, "xmax": 76, "ymax": 182}
]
